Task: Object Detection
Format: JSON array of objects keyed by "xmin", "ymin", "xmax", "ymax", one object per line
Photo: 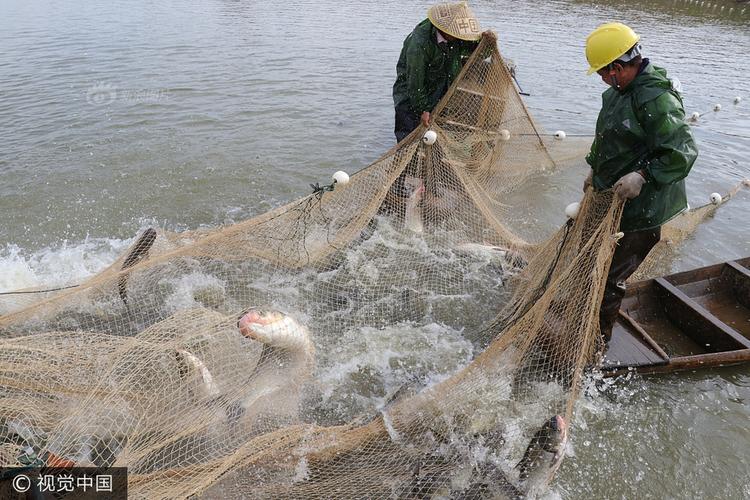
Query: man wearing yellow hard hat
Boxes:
[
  {"xmin": 392, "ymin": 2, "xmax": 487, "ymax": 142},
  {"xmin": 583, "ymin": 22, "xmax": 698, "ymax": 342}
]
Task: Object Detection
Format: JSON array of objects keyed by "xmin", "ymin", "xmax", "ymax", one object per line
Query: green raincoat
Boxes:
[
  {"xmin": 393, "ymin": 19, "xmax": 478, "ymax": 114},
  {"xmin": 586, "ymin": 62, "xmax": 698, "ymax": 231}
]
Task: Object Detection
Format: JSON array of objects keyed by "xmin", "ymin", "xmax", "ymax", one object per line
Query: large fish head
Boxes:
[
  {"xmin": 237, "ymin": 308, "xmax": 311, "ymax": 352},
  {"xmin": 518, "ymin": 415, "xmax": 568, "ymax": 491},
  {"xmin": 237, "ymin": 308, "xmax": 286, "ymax": 341},
  {"xmin": 542, "ymin": 415, "xmax": 567, "ymax": 458}
]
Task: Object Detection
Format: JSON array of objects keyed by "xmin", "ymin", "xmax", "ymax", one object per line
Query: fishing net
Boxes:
[
  {"xmin": 631, "ymin": 179, "xmax": 748, "ymax": 282},
  {"xmin": 0, "ymin": 34, "xmax": 626, "ymax": 498}
]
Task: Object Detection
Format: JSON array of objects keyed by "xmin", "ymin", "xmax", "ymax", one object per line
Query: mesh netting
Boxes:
[
  {"xmin": 631, "ymin": 179, "xmax": 747, "ymax": 282},
  {"xmin": 0, "ymin": 35, "xmax": 626, "ymax": 498}
]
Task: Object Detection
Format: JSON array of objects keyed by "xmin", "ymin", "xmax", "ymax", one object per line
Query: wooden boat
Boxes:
[{"xmin": 601, "ymin": 257, "xmax": 750, "ymax": 377}]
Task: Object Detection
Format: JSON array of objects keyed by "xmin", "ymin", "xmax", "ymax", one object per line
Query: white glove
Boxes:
[
  {"xmin": 614, "ymin": 171, "xmax": 646, "ymax": 200},
  {"xmin": 583, "ymin": 171, "xmax": 593, "ymax": 193}
]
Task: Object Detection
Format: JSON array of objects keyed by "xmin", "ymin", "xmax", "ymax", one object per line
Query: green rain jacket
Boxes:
[
  {"xmin": 393, "ymin": 19, "xmax": 478, "ymax": 114},
  {"xmin": 586, "ymin": 61, "xmax": 698, "ymax": 232}
]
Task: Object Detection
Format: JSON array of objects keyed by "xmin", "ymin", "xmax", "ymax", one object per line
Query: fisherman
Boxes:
[
  {"xmin": 583, "ymin": 22, "xmax": 698, "ymax": 343},
  {"xmin": 392, "ymin": 1, "xmax": 485, "ymax": 143},
  {"xmin": 385, "ymin": 3, "xmax": 492, "ymax": 224}
]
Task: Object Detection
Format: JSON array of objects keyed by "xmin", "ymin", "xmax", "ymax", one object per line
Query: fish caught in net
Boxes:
[{"xmin": 0, "ymin": 34, "xmax": 628, "ymax": 498}]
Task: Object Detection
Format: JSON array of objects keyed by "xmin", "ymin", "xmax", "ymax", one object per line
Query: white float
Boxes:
[
  {"xmin": 564, "ymin": 202, "xmax": 581, "ymax": 219},
  {"xmin": 332, "ymin": 171, "xmax": 350, "ymax": 186},
  {"xmin": 709, "ymin": 192, "xmax": 722, "ymax": 205},
  {"xmin": 499, "ymin": 129, "xmax": 511, "ymax": 141},
  {"xmin": 422, "ymin": 130, "xmax": 437, "ymax": 145},
  {"xmin": 553, "ymin": 130, "xmax": 566, "ymax": 141}
]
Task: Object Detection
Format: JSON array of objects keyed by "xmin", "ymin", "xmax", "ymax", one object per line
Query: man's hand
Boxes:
[
  {"xmin": 420, "ymin": 111, "xmax": 431, "ymax": 128},
  {"xmin": 482, "ymin": 30, "xmax": 497, "ymax": 43},
  {"xmin": 583, "ymin": 171, "xmax": 593, "ymax": 193},
  {"xmin": 614, "ymin": 171, "xmax": 646, "ymax": 199}
]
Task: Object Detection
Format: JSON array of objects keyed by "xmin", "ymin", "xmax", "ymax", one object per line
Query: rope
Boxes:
[
  {"xmin": 517, "ymin": 133, "xmax": 594, "ymax": 138},
  {"xmin": 0, "ymin": 284, "xmax": 79, "ymax": 296},
  {"xmin": 537, "ymin": 218, "xmax": 574, "ymax": 295},
  {"xmin": 710, "ymin": 130, "xmax": 750, "ymax": 140}
]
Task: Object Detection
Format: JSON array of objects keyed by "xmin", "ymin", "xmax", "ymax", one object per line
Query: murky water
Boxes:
[{"xmin": 1, "ymin": 0, "xmax": 749, "ymax": 497}]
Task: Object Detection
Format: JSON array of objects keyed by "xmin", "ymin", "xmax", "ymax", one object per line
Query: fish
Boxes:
[
  {"xmin": 449, "ymin": 415, "xmax": 567, "ymax": 499},
  {"xmin": 7, "ymin": 420, "xmax": 73, "ymax": 466},
  {"xmin": 232, "ymin": 308, "xmax": 315, "ymax": 421},
  {"xmin": 453, "ymin": 243, "xmax": 527, "ymax": 271},
  {"xmin": 175, "ymin": 349, "xmax": 221, "ymax": 399},
  {"xmin": 451, "ymin": 461, "xmax": 525, "ymax": 500},
  {"xmin": 237, "ymin": 308, "xmax": 314, "ymax": 360},
  {"xmin": 516, "ymin": 415, "xmax": 568, "ymax": 489},
  {"xmin": 7, "ymin": 419, "xmax": 100, "ymax": 468},
  {"xmin": 380, "ymin": 378, "xmax": 423, "ymax": 412},
  {"xmin": 403, "ymin": 177, "xmax": 425, "ymax": 234},
  {"xmin": 45, "ymin": 450, "xmax": 78, "ymax": 468},
  {"xmin": 7, "ymin": 420, "xmax": 124, "ymax": 468},
  {"xmin": 395, "ymin": 412, "xmax": 567, "ymax": 499},
  {"xmin": 453, "ymin": 242, "xmax": 510, "ymax": 259},
  {"xmin": 118, "ymin": 227, "xmax": 157, "ymax": 304}
]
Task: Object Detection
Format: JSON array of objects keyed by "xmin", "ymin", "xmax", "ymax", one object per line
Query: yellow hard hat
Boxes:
[
  {"xmin": 585, "ymin": 22, "xmax": 641, "ymax": 75},
  {"xmin": 427, "ymin": 2, "xmax": 482, "ymax": 41}
]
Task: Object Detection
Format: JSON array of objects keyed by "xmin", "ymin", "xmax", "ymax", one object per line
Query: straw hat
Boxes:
[{"xmin": 427, "ymin": 2, "xmax": 482, "ymax": 41}]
